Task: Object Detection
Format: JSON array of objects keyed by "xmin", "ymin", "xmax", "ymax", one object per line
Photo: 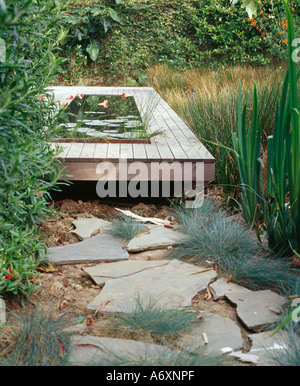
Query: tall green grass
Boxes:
[{"xmin": 231, "ymin": 3, "xmax": 300, "ymax": 254}]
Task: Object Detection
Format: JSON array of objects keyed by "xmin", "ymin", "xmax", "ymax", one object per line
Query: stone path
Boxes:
[
  {"xmin": 69, "ymin": 335, "xmax": 173, "ymax": 366},
  {"xmin": 5, "ymin": 218, "xmax": 293, "ymax": 366},
  {"xmin": 225, "ymin": 290, "xmax": 287, "ymax": 333},
  {"xmin": 72, "ymin": 217, "xmax": 110, "ymax": 241},
  {"xmin": 86, "ymin": 259, "xmax": 218, "ymax": 313},
  {"xmin": 126, "ymin": 225, "xmax": 184, "ymax": 252},
  {"xmin": 177, "ymin": 312, "xmax": 244, "ymax": 355},
  {"xmin": 47, "ymin": 232, "xmax": 129, "ymax": 264}
]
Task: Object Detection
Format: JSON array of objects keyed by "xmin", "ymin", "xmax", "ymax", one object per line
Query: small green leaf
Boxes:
[
  {"xmin": 108, "ymin": 9, "xmax": 121, "ymax": 23},
  {"xmin": 86, "ymin": 40, "xmax": 101, "ymax": 61}
]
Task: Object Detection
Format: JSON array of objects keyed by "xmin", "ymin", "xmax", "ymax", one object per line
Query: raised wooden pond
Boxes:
[{"xmin": 48, "ymin": 87, "xmax": 215, "ymax": 186}]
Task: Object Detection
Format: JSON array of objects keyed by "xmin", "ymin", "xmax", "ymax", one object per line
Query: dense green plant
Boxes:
[
  {"xmin": 231, "ymin": 3, "xmax": 299, "ymax": 253},
  {"xmin": 0, "ymin": 0, "xmax": 66, "ymax": 299},
  {"xmin": 59, "ymin": 0, "xmax": 299, "ymax": 84},
  {"xmin": 232, "ymin": 85, "xmax": 263, "ymax": 227},
  {"xmin": 58, "ymin": 0, "xmax": 121, "ymax": 83},
  {"xmin": 0, "ymin": 303, "xmax": 71, "ymax": 366}
]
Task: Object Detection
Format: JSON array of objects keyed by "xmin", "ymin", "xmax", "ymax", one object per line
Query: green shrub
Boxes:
[
  {"xmin": 60, "ymin": 0, "xmax": 299, "ymax": 83},
  {"xmin": 0, "ymin": 0, "xmax": 66, "ymax": 299}
]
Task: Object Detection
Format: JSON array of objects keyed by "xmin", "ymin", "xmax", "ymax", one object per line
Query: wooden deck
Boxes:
[{"xmin": 48, "ymin": 87, "xmax": 215, "ymax": 183}]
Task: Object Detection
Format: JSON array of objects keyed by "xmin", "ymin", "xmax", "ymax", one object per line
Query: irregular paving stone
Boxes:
[
  {"xmin": 0, "ymin": 298, "xmax": 5, "ymax": 323},
  {"xmin": 177, "ymin": 312, "xmax": 244, "ymax": 355},
  {"xmin": 72, "ymin": 218, "xmax": 110, "ymax": 241},
  {"xmin": 86, "ymin": 259, "xmax": 217, "ymax": 312},
  {"xmin": 225, "ymin": 290, "xmax": 288, "ymax": 332},
  {"xmin": 229, "ymin": 352, "xmax": 260, "ymax": 364},
  {"xmin": 126, "ymin": 225, "xmax": 184, "ymax": 252},
  {"xmin": 209, "ymin": 278, "xmax": 252, "ymax": 301},
  {"xmin": 47, "ymin": 233, "xmax": 129, "ymax": 265},
  {"xmin": 68, "ymin": 335, "xmax": 173, "ymax": 365},
  {"xmin": 248, "ymin": 331, "xmax": 290, "ymax": 366},
  {"xmin": 84, "ymin": 260, "xmax": 170, "ymax": 286}
]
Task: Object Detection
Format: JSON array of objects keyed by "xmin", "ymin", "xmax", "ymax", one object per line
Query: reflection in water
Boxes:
[{"xmin": 57, "ymin": 95, "xmax": 146, "ymax": 139}]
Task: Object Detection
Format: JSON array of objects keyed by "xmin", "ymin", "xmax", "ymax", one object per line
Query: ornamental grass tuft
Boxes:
[
  {"xmin": 169, "ymin": 199, "xmax": 299, "ymax": 294},
  {"xmin": 107, "ymin": 213, "xmax": 146, "ymax": 241},
  {"xmin": 0, "ymin": 302, "xmax": 72, "ymax": 366}
]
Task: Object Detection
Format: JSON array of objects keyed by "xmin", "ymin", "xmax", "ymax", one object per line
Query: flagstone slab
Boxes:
[
  {"xmin": 84, "ymin": 259, "xmax": 170, "ymax": 286},
  {"xmin": 225, "ymin": 290, "xmax": 288, "ymax": 332},
  {"xmin": 209, "ymin": 278, "xmax": 252, "ymax": 301},
  {"xmin": 47, "ymin": 233, "xmax": 129, "ymax": 265},
  {"xmin": 86, "ymin": 259, "xmax": 217, "ymax": 312},
  {"xmin": 248, "ymin": 331, "xmax": 290, "ymax": 366},
  {"xmin": 0, "ymin": 298, "xmax": 5, "ymax": 323},
  {"xmin": 72, "ymin": 218, "xmax": 110, "ymax": 241},
  {"xmin": 68, "ymin": 335, "xmax": 173, "ymax": 366},
  {"xmin": 126, "ymin": 225, "xmax": 184, "ymax": 252},
  {"xmin": 177, "ymin": 312, "xmax": 244, "ymax": 355}
]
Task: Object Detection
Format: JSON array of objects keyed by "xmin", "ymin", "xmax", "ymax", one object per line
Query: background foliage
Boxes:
[{"xmin": 59, "ymin": 0, "xmax": 299, "ymax": 85}]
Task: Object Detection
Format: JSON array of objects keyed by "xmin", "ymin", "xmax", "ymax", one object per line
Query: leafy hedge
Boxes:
[
  {"xmin": 0, "ymin": 1, "xmax": 66, "ymax": 301},
  {"xmin": 61, "ymin": 0, "xmax": 299, "ymax": 83}
]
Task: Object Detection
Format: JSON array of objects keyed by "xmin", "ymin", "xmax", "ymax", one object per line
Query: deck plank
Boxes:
[
  {"xmin": 93, "ymin": 143, "xmax": 108, "ymax": 159},
  {"xmin": 106, "ymin": 143, "xmax": 120, "ymax": 159},
  {"xmin": 65, "ymin": 143, "xmax": 84, "ymax": 159},
  {"xmin": 56, "ymin": 143, "xmax": 72, "ymax": 158},
  {"xmin": 120, "ymin": 143, "xmax": 133, "ymax": 159},
  {"xmin": 133, "ymin": 143, "xmax": 147, "ymax": 159},
  {"xmin": 80, "ymin": 143, "xmax": 96, "ymax": 159},
  {"xmin": 49, "ymin": 86, "xmax": 215, "ymax": 182},
  {"xmin": 144, "ymin": 142, "xmax": 160, "ymax": 160}
]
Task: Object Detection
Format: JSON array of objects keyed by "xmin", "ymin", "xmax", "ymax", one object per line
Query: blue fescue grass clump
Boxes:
[
  {"xmin": 112, "ymin": 296, "xmax": 198, "ymax": 343},
  {"xmin": 96, "ymin": 346, "xmax": 234, "ymax": 367},
  {"xmin": 171, "ymin": 197, "xmax": 218, "ymax": 234},
  {"xmin": 0, "ymin": 303, "xmax": 72, "ymax": 366},
  {"xmin": 169, "ymin": 198, "xmax": 300, "ymax": 294},
  {"xmin": 268, "ymin": 327, "xmax": 300, "ymax": 367},
  {"xmin": 217, "ymin": 252, "xmax": 299, "ymax": 293},
  {"xmin": 107, "ymin": 213, "xmax": 146, "ymax": 241},
  {"xmin": 170, "ymin": 207, "xmax": 261, "ymax": 263}
]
